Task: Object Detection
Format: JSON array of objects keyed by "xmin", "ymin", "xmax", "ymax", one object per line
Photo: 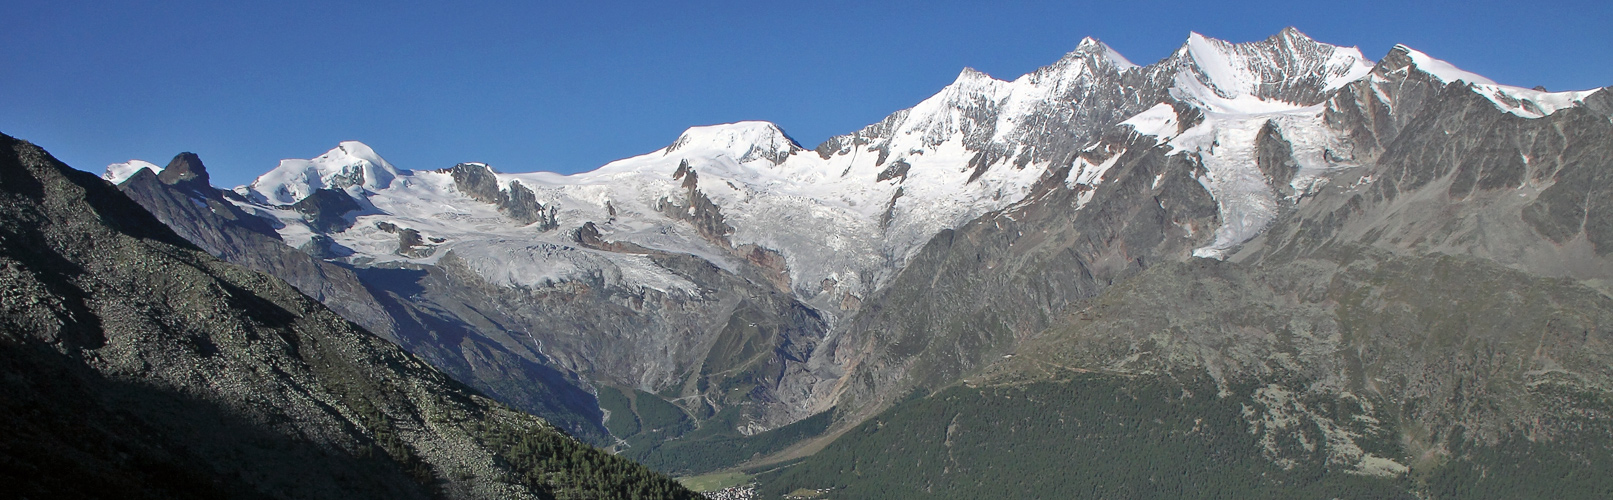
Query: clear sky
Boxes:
[{"xmin": 4, "ymin": 0, "xmax": 1609, "ymax": 187}]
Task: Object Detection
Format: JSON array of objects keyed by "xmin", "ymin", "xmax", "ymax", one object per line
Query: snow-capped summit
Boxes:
[
  {"xmin": 104, "ymin": 159, "xmax": 163, "ymax": 184},
  {"xmin": 1392, "ymin": 44, "xmax": 1495, "ymax": 86},
  {"xmin": 1170, "ymin": 28, "xmax": 1374, "ymax": 112},
  {"xmin": 664, "ymin": 121, "xmax": 803, "ymax": 165},
  {"xmin": 1073, "ymin": 36, "xmax": 1137, "ymax": 70},
  {"xmin": 244, "ymin": 141, "xmax": 402, "ymax": 205}
]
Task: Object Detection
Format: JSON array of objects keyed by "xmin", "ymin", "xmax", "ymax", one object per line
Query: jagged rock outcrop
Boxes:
[
  {"xmin": 498, "ymin": 180, "xmax": 559, "ymax": 230},
  {"xmin": 659, "ymin": 160, "xmax": 735, "ymax": 245},
  {"xmin": 447, "ymin": 162, "xmax": 560, "ymax": 230}
]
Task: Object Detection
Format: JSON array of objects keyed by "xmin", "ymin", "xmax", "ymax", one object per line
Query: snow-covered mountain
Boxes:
[
  {"xmin": 106, "ymin": 27, "xmax": 1613, "ymax": 471},
  {"xmin": 214, "ymin": 28, "xmax": 1458, "ymax": 314}
]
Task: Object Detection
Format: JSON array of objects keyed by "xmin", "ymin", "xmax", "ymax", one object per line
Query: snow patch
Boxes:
[{"xmin": 1121, "ymin": 103, "xmax": 1181, "ymax": 139}]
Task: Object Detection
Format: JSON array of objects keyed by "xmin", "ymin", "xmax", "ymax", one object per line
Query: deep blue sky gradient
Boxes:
[{"xmin": 4, "ymin": 0, "xmax": 1610, "ymax": 186}]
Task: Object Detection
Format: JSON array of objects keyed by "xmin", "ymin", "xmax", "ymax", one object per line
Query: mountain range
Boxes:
[{"xmin": 24, "ymin": 27, "xmax": 1612, "ymax": 497}]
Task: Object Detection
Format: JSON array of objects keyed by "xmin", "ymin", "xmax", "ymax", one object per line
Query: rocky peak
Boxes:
[
  {"xmin": 157, "ymin": 152, "xmax": 210, "ymax": 188},
  {"xmin": 1371, "ymin": 44, "xmax": 1418, "ymax": 79}
]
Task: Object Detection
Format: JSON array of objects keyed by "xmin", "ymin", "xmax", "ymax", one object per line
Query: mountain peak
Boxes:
[
  {"xmin": 1072, "ymin": 37, "xmax": 1137, "ymax": 69},
  {"xmin": 103, "ymin": 159, "xmax": 163, "ymax": 184},
  {"xmin": 954, "ymin": 67, "xmax": 997, "ymax": 84},
  {"xmin": 158, "ymin": 152, "xmax": 209, "ymax": 187},
  {"xmin": 940, "ymin": 67, "xmax": 1009, "ymax": 98},
  {"xmin": 1388, "ymin": 44, "xmax": 1496, "ymax": 85},
  {"xmin": 1275, "ymin": 26, "xmax": 1313, "ymax": 43},
  {"xmin": 243, "ymin": 141, "xmax": 401, "ymax": 205},
  {"xmin": 1172, "ymin": 28, "xmax": 1374, "ymax": 108},
  {"xmin": 665, "ymin": 121, "xmax": 803, "ymax": 165}
]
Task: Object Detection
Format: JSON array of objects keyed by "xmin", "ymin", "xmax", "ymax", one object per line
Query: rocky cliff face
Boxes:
[{"xmin": 0, "ymin": 133, "xmax": 698, "ymax": 499}]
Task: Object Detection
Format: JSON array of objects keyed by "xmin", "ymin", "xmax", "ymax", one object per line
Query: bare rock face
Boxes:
[
  {"xmin": 291, "ymin": 188, "xmax": 362, "ymax": 232},
  {"xmin": 1254, "ymin": 121, "xmax": 1299, "ymax": 200},
  {"xmin": 395, "ymin": 227, "xmax": 435, "ymax": 258},
  {"xmin": 446, "ymin": 162, "xmax": 501, "ymax": 203},
  {"xmin": 875, "ymin": 158, "xmax": 911, "ymax": 183},
  {"xmin": 815, "ymin": 130, "xmax": 1221, "ymax": 420},
  {"xmin": 1272, "ymin": 84, "xmax": 1613, "ymax": 285}
]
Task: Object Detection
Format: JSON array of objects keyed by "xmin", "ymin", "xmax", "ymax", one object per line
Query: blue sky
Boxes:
[{"xmin": 4, "ymin": 0, "xmax": 1609, "ymax": 187}]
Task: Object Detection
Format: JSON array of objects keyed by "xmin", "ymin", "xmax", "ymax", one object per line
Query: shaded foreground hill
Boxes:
[{"xmin": 0, "ymin": 132, "xmax": 698, "ymax": 499}]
